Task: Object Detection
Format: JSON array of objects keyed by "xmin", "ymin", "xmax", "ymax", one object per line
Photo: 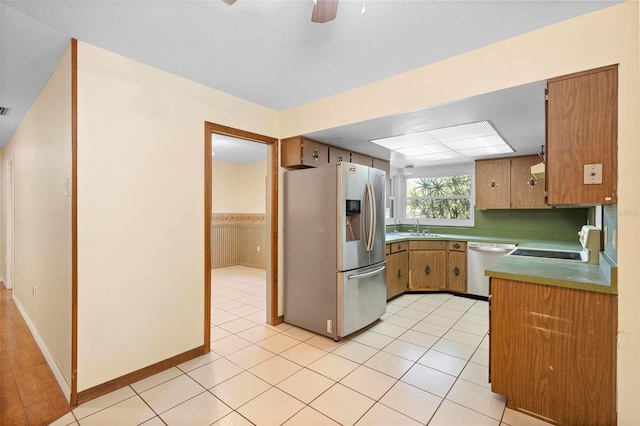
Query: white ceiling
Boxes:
[
  {"xmin": 0, "ymin": 0, "xmax": 621, "ymax": 162},
  {"xmin": 212, "ymin": 134, "xmax": 267, "ymax": 164}
]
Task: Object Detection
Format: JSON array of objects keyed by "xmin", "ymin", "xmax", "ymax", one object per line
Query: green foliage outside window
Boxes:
[{"xmin": 406, "ymin": 175, "xmax": 472, "ymax": 219}]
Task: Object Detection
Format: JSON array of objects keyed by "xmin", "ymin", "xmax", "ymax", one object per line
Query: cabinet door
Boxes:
[
  {"xmin": 447, "ymin": 250, "xmax": 466, "ymax": 293},
  {"xmin": 476, "ymin": 159, "xmax": 510, "ymax": 209},
  {"xmin": 546, "ymin": 65, "xmax": 617, "ymax": 205},
  {"xmin": 329, "ymin": 146, "xmax": 350, "ymax": 165},
  {"xmin": 510, "ymin": 155, "xmax": 549, "ymax": 209},
  {"xmin": 301, "ymin": 138, "xmax": 329, "ymax": 167},
  {"xmin": 350, "ymin": 152, "xmax": 373, "ymax": 167},
  {"xmin": 490, "ymin": 278, "xmax": 617, "ymax": 425},
  {"xmin": 372, "ymin": 158, "xmax": 390, "ymax": 175},
  {"xmin": 386, "ymin": 251, "xmax": 408, "ymax": 300},
  {"xmin": 408, "ymin": 250, "xmax": 446, "ymax": 290}
]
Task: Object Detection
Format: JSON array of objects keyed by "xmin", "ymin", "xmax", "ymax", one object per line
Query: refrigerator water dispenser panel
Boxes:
[
  {"xmin": 345, "ymin": 199, "xmax": 361, "ymax": 242},
  {"xmin": 346, "ymin": 200, "xmax": 361, "ymax": 215}
]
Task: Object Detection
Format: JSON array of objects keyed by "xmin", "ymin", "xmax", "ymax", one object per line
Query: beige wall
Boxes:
[
  {"xmin": 76, "ymin": 42, "xmax": 278, "ymax": 391},
  {"xmin": 211, "ymin": 160, "xmax": 238, "ymax": 213},
  {"xmin": 212, "ymin": 159, "xmax": 266, "ymax": 214},
  {"xmin": 279, "ymin": 3, "xmax": 639, "ymax": 423},
  {"xmin": 0, "ymin": 45, "xmax": 73, "ymax": 388},
  {"xmin": 237, "ymin": 161, "xmax": 267, "ymax": 214}
]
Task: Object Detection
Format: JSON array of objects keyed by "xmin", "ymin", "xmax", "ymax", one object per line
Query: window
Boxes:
[
  {"xmin": 405, "ymin": 171, "xmax": 473, "ymax": 226},
  {"xmin": 385, "ymin": 175, "xmax": 397, "ymax": 220}
]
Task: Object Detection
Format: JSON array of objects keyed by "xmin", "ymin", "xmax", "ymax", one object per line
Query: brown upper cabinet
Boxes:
[
  {"xmin": 546, "ymin": 65, "xmax": 618, "ymax": 205},
  {"xmin": 350, "ymin": 152, "xmax": 373, "ymax": 167},
  {"xmin": 510, "ymin": 156, "xmax": 548, "ymax": 209},
  {"xmin": 476, "ymin": 155, "xmax": 549, "ymax": 210},
  {"xmin": 281, "ymin": 136, "xmax": 329, "ymax": 168},
  {"xmin": 328, "ymin": 146, "xmax": 350, "ymax": 165},
  {"xmin": 475, "ymin": 158, "xmax": 511, "ymax": 209},
  {"xmin": 281, "ymin": 136, "xmax": 390, "ymax": 174}
]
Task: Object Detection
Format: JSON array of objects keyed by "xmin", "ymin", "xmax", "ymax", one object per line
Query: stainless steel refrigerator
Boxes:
[{"xmin": 284, "ymin": 162, "xmax": 387, "ymax": 340}]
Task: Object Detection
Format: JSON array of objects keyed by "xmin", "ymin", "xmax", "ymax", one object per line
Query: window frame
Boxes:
[{"xmin": 401, "ymin": 163, "xmax": 475, "ymax": 227}]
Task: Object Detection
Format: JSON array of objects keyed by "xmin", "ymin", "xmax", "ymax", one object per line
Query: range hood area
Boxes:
[
  {"xmin": 530, "ymin": 145, "xmax": 546, "ymax": 179},
  {"xmin": 531, "ymin": 161, "xmax": 545, "ymax": 179}
]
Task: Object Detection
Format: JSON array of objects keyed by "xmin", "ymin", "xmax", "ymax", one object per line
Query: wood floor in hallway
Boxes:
[{"xmin": 1, "ymin": 285, "xmax": 71, "ymax": 425}]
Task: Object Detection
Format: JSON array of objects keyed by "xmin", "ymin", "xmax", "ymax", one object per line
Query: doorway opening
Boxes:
[{"xmin": 204, "ymin": 123, "xmax": 279, "ymax": 350}]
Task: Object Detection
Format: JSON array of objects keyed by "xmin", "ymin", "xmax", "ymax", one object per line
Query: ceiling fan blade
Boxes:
[
  {"xmin": 223, "ymin": 0, "xmax": 237, "ymax": 5},
  {"xmin": 311, "ymin": 0, "xmax": 339, "ymax": 23}
]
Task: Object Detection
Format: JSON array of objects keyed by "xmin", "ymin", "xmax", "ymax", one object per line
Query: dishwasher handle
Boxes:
[{"xmin": 468, "ymin": 244, "xmax": 516, "ymax": 253}]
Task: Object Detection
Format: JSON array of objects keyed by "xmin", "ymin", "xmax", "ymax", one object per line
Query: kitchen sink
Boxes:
[{"xmin": 390, "ymin": 232, "xmax": 442, "ymax": 238}]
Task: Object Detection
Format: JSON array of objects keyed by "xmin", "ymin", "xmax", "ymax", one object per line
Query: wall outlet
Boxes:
[{"xmin": 326, "ymin": 319, "xmax": 332, "ymax": 333}]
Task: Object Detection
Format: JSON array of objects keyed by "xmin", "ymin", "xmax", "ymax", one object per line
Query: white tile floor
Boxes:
[{"xmin": 50, "ymin": 265, "xmax": 553, "ymax": 426}]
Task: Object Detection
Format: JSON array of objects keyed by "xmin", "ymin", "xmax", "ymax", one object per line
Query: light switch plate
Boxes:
[{"xmin": 584, "ymin": 164, "xmax": 603, "ymax": 185}]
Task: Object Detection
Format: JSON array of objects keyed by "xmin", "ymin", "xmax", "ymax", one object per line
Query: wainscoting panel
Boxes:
[
  {"xmin": 211, "ymin": 226, "xmax": 240, "ymax": 267},
  {"xmin": 239, "ymin": 225, "xmax": 266, "ymax": 268},
  {"xmin": 211, "ymin": 214, "xmax": 266, "ymax": 269}
]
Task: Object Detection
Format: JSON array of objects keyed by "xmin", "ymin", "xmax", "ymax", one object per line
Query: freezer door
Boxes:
[
  {"xmin": 337, "ymin": 262, "xmax": 387, "ymax": 337},
  {"xmin": 338, "ymin": 163, "xmax": 372, "ymax": 271},
  {"xmin": 369, "ymin": 167, "xmax": 387, "ymax": 265}
]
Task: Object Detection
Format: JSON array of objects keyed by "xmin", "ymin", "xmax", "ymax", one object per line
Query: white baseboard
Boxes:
[
  {"xmin": 12, "ymin": 294, "xmax": 71, "ymax": 403},
  {"xmin": 0, "ymin": 277, "xmax": 10, "ymax": 289}
]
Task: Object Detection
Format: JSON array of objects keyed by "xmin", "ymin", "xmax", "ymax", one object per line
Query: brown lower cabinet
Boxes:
[
  {"xmin": 408, "ymin": 250, "xmax": 447, "ymax": 290},
  {"xmin": 447, "ymin": 250, "xmax": 466, "ymax": 293},
  {"xmin": 489, "ymin": 278, "xmax": 617, "ymax": 425},
  {"xmin": 386, "ymin": 251, "xmax": 408, "ymax": 300}
]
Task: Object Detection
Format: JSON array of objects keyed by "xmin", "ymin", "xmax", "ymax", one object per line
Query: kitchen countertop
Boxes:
[
  {"xmin": 484, "ymin": 254, "xmax": 616, "ymax": 294},
  {"xmin": 385, "ymin": 232, "xmax": 617, "ymax": 295}
]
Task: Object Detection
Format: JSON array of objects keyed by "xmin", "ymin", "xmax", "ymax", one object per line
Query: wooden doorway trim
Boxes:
[
  {"xmin": 70, "ymin": 38, "xmax": 79, "ymax": 406},
  {"xmin": 204, "ymin": 122, "xmax": 281, "ymax": 347}
]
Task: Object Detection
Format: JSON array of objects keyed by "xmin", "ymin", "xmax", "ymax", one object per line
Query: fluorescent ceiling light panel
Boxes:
[
  {"xmin": 457, "ymin": 144, "xmax": 515, "ymax": 157},
  {"xmin": 371, "ymin": 120, "xmax": 513, "ymax": 161},
  {"xmin": 443, "ymin": 134, "xmax": 506, "ymax": 151},
  {"xmin": 396, "ymin": 143, "xmax": 453, "ymax": 156},
  {"xmin": 370, "ymin": 132, "xmax": 437, "ymax": 149},
  {"xmin": 425, "ymin": 120, "xmax": 496, "ymax": 142},
  {"xmin": 413, "ymin": 151, "xmax": 465, "ymax": 162}
]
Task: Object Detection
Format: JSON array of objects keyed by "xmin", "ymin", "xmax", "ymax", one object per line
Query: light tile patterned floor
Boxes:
[{"xmin": 50, "ymin": 265, "xmax": 553, "ymax": 426}]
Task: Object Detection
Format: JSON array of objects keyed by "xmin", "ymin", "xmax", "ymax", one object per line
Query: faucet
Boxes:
[
  {"xmin": 424, "ymin": 226, "xmax": 431, "ymax": 236},
  {"xmin": 414, "ymin": 219, "xmax": 420, "ymax": 236},
  {"xmin": 393, "ymin": 217, "xmax": 399, "ymax": 234}
]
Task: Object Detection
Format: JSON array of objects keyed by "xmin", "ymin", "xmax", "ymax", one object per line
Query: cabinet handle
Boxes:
[
  {"xmin": 490, "ymin": 180, "xmax": 498, "ymax": 189},
  {"xmin": 397, "ymin": 244, "xmax": 402, "ymax": 250},
  {"xmin": 424, "ymin": 265, "xmax": 431, "ymax": 275},
  {"xmin": 527, "ymin": 177, "xmax": 537, "ymax": 188},
  {"xmin": 337, "ymin": 154, "xmax": 343, "ymax": 163},
  {"xmin": 397, "ymin": 269, "xmax": 402, "ymax": 278},
  {"xmin": 453, "ymin": 243, "xmax": 460, "ymax": 249},
  {"xmin": 453, "ymin": 266, "xmax": 460, "ymax": 276},
  {"xmin": 312, "ymin": 149, "xmax": 320, "ymax": 162}
]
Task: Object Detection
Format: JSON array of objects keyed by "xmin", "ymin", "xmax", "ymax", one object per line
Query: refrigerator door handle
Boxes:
[
  {"xmin": 365, "ymin": 183, "xmax": 375, "ymax": 252},
  {"xmin": 347, "ymin": 265, "xmax": 386, "ymax": 280},
  {"xmin": 369, "ymin": 182, "xmax": 376, "ymax": 252}
]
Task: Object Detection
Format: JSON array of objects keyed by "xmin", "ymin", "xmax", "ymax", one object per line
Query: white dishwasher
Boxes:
[{"xmin": 467, "ymin": 242, "xmax": 516, "ymax": 297}]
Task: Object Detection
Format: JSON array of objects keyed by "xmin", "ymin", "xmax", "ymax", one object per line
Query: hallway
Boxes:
[{"xmin": 0, "ymin": 286, "xmax": 71, "ymax": 425}]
